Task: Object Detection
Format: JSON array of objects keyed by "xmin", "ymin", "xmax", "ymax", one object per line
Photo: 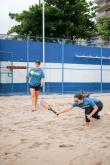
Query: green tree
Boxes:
[
  {"xmin": 97, "ymin": 16, "xmax": 110, "ymax": 44},
  {"xmin": 8, "ymin": 0, "xmax": 96, "ymax": 40}
]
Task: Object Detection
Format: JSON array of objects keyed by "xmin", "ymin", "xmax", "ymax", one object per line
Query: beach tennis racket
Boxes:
[{"xmin": 40, "ymin": 100, "xmax": 58, "ymax": 115}]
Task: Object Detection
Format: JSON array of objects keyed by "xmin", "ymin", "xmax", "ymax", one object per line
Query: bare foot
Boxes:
[
  {"xmin": 32, "ymin": 110, "xmax": 37, "ymax": 112},
  {"xmin": 83, "ymin": 122, "xmax": 90, "ymax": 127}
]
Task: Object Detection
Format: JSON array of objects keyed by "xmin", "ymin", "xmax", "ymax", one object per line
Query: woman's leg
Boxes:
[
  {"xmin": 92, "ymin": 101, "xmax": 103, "ymax": 119},
  {"xmin": 85, "ymin": 108, "xmax": 93, "ymax": 122},
  {"xmin": 30, "ymin": 88, "xmax": 37, "ymax": 111},
  {"xmin": 35, "ymin": 90, "xmax": 40, "ymax": 108},
  {"xmin": 84, "ymin": 108, "xmax": 93, "ymax": 126}
]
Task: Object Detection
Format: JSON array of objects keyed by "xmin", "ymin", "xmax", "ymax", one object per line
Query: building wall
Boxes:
[
  {"xmin": 96, "ymin": 0, "xmax": 110, "ymax": 17},
  {"xmin": 0, "ymin": 39, "xmax": 110, "ymax": 94}
]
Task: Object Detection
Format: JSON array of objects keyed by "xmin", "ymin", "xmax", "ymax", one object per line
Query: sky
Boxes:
[
  {"xmin": 0, "ymin": 0, "xmax": 39, "ymax": 34},
  {"xmin": 0, "ymin": 0, "xmax": 92, "ymax": 34}
]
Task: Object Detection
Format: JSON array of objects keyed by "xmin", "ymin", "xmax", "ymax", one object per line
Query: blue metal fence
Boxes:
[{"xmin": 0, "ymin": 34, "xmax": 110, "ymax": 95}]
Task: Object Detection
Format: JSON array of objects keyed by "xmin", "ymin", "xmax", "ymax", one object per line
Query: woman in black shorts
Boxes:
[
  {"xmin": 27, "ymin": 60, "xmax": 45, "ymax": 112},
  {"xmin": 57, "ymin": 93, "xmax": 103, "ymax": 127}
]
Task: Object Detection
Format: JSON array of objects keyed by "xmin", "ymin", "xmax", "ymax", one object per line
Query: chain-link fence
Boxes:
[{"xmin": 0, "ymin": 34, "xmax": 110, "ymax": 95}]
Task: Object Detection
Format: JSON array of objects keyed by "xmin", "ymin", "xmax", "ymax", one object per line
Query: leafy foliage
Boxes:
[
  {"xmin": 97, "ymin": 16, "xmax": 110, "ymax": 43},
  {"xmin": 8, "ymin": 0, "xmax": 96, "ymax": 40}
]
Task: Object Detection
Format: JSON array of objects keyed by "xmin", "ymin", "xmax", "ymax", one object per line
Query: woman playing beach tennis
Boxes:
[
  {"xmin": 57, "ymin": 94, "xmax": 103, "ymax": 126},
  {"xmin": 27, "ymin": 60, "xmax": 45, "ymax": 112}
]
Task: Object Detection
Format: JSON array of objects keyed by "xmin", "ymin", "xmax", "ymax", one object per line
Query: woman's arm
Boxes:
[
  {"xmin": 57, "ymin": 104, "xmax": 73, "ymax": 115},
  {"xmin": 26, "ymin": 77, "xmax": 29, "ymax": 83},
  {"xmin": 41, "ymin": 78, "xmax": 45, "ymax": 87},
  {"xmin": 26, "ymin": 70, "xmax": 31, "ymax": 82}
]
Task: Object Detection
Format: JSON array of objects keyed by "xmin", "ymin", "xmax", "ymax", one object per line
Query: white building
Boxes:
[{"xmin": 96, "ymin": 0, "xmax": 110, "ymax": 17}]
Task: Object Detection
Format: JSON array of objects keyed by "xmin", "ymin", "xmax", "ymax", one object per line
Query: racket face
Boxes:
[
  {"xmin": 40, "ymin": 100, "xmax": 50, "ymax": 110},
  {"xmin": 40, "ymin": 100, "xmax": 57, "ymax": 115}
]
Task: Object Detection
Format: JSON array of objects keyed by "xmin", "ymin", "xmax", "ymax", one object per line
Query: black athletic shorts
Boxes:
[
  {"xmin": 85, "ymin": 101, "xmax": 103, "ymax": 122},
  {"xmin": 29, "ymin": 84, "xmax": 42, "ymax": 91}
]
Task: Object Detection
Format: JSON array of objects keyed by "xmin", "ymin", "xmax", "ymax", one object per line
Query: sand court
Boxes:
[{"xmin": 0, "ymin": 94, "xmax": 110, "ymax": 165}]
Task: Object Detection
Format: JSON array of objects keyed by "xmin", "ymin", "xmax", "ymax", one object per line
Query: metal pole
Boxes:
[
  {"xmin": 27, "ymin": 36, "xmax": 29, "ymax": 95},
  {"xmin": 39, "ymin": 0, "xmax": 41, "ymax": 5},
  {"xmin": 100, "ymin": 46, "xmax": 103, "ymax": 93},
  {"xmin": 11, "ymin": 53, "xmax": 14, "ymax": 95},
  {"xmin": 42, "ymin": 0, "xmax": 45, "ymax": 93},
  {"xmin": 62, "ymin": 39, "xmax": 64, "ymax": 94}
]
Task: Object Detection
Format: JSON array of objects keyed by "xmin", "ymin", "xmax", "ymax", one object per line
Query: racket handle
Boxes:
[{"xmin": 49, "ymin": 108, "xmax": 58, "ymax": 115}]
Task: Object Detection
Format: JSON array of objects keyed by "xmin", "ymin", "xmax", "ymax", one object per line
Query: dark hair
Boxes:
[
  {"xmin": 35, "ymin": 60, "xmax": 41, "ymax": 65},
  {"xmin": 82, "ymin": 93, "xmax": 90, "ymax": 98},
  {"xmin": 74, "ymin": 94, "xmax": 84, "ymax": 100},
  {"xmin": 74, "ymin": 93, "xmax": 90, "ymax": 100}
]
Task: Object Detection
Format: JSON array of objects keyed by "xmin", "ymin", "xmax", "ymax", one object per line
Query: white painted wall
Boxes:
[
  {"xmin": 102, "ymin": 65, "xmax": 110, "ymax": 82},
  {"xmin": 102, "ymin": 70, "xmax": 110, "ymax": 82},
  {"xmin": 13, "ymin": 62, "xmax": 27, "ymax": 83},
  {"xmin": 1, "ymin": 62, "xmax": 110, "ymax": 83},
  {"xmin": 0, "ymin": 61, "xmax": 12, "ymax": 83},
  {"xmin": 45, "ymin": 63, "xmax": 62, "ymax": 82},
  {"xmin": 64, "ymin": 64, "xmax": 101, "ymax": 82}
]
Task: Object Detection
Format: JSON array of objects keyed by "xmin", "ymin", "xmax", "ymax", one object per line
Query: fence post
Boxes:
[
  {"xmin": 42, "ymin": 0, "xmax": 45, "ymax": 94},
  {"xmin": 100, "ymin": 45, "xmax": 103, "ymax": 93},
  {"xmin": 11, "ymin": 52, "xmax": 14, "ymax": 94},
  {"xmin": 62, "ymin": 39, "xmax": 65, "ymax": 94},
  {"xmin": 26, "ymin": 36, "xmax": 29, "ymax": 95}
]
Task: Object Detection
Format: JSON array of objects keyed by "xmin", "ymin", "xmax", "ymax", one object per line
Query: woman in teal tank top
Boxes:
[
  {"xmin": 57, "ymin": 93, "xmax": 103, "ymax": 127},
  {"xmin": 27, "ymin": 60, "xmax": 45, "ymax": 112}
]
